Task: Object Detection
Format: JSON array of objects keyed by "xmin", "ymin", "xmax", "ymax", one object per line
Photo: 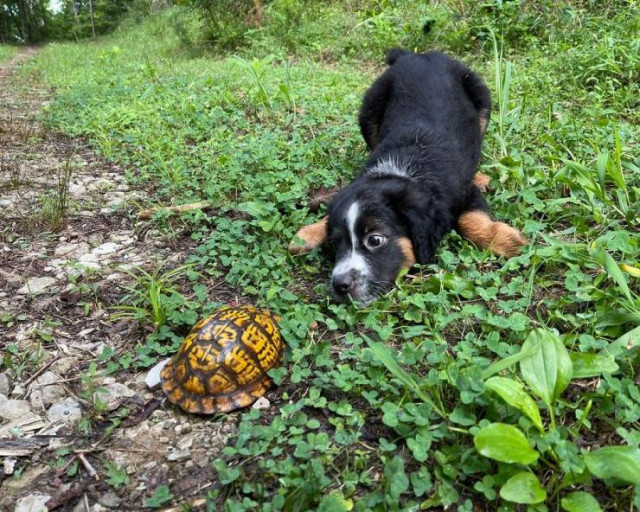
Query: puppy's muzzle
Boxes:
[{"xmin": 331, "ymin": 269, "xmax": 363, "ymax": 301}]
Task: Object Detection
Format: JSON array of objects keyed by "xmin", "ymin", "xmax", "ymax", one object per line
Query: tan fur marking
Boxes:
[
  {"xmin": 473, "ymin": 173, "xmax": 491, "ymax": 193},
  {"xmin": 398, "ymin": 237, "xmax": 416, "ymax": 268},
  {"xmin": 479, "ymin": 109, "xmax": 490, "ymax": 134},
  {"xmin": 288, "ymin": 217, "xmax": 328, "ymax": 255},
  {"xmin": 458, "ymin": 210, "xmax": 527, "ymax": 257}
]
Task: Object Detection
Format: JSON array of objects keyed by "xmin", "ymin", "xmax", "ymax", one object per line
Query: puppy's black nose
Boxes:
[{"xmin": 332, "ymin": 272, "xmax": 356, "ymax": 296}]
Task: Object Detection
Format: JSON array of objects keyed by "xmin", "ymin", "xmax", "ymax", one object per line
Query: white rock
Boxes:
[
  {"xmin": 46, "ymin": 398, "xmax": 82, "ymax": 425},
  {"xmin": 92, "ymin": 242, "xmax": 121, "ymax": 256},
  {"xmin": 4, "ymin": 457, "xmax": 17, "ymax": 475},
  {"xmin": 79, "ymin": 252, "xmax": 99, "ymax": 263},
  {"xmin": 29, "ymin": 371, "xmax": 66, "ymax": 410},
  {"xmin": 54, "ymin": 242, "xmax": 90, "ymax": 259},
  {"xmin": 177, "ymin": 434, "xmax": 194, "ymax": 451},
  {"xmin": 51, "ymin": 357, "xmax": 79, "ymax": 375},
  {"xmin": 0, "ymin": 371, "xmax": 11, "ymax": 396},
  {"xmin": 98, "ymin": 491, "xmax": 122, "ymax": 509},
  {"xmin": 17, "ymin": 277, "xmax": 57, "ymax": 295},
  {"xmin": 166, "ymin": 449, "xmax": 191, "ymax": 462},
  {"xmin": 86, "ymin": 178, "xmax": 112, "ymax": 192},
  {"xmin": 251, "ymin": 396, "xmax": 270, "ymax": 410},
  {"xmin": 145, "ymin": 359, "xmax": 170, "ymax": 390},
  {"xmin": 11, "ymin": 384, "xmax": 26, "ymax": 398},
  {"xmin": 69, "ymin": 183, "xmax": 86, "ymax": 195},
  {"xmin": 93, "ymin": 383, "xmax": 136, "ymax": 411},
  {"xmin": 14, "ymin": 492, "xmax": 51, "ymax": 512},
  {"xmin": 0, "ymin": 394, "xmax": 33, "ymax": 420}
]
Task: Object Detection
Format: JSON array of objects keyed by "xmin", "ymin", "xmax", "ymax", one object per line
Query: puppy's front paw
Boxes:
[
  {"xmin": 288, "ymin": 218, "xmax": 328, "ymax": 255},
  {"xmin": 473, "ymin": 173, "xmax": 492, "ymax": 193},
  {"xmin": 490, "ymin": 222, "xmax": 527, "ymax": 257}
]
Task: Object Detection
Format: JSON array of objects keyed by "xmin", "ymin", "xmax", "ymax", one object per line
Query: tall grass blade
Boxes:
[{"xmin": 362, "ymin": 335, "xmax": 445, "ymax": 417}]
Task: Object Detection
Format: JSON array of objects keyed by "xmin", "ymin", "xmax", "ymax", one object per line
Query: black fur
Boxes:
[{"xmin": 326, "ymin": 49, "xmax": 492, "ymax": 302}]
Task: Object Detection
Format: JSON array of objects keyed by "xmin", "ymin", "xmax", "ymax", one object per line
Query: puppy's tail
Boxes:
[{"xmin": 386, "ymin": 48, "xmax": 409, "ymax": 66}]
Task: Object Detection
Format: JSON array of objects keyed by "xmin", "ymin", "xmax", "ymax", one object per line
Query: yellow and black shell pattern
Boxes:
[{"xmin": 160, "ymin": 305, "xmax": 284, "ymax": 414}]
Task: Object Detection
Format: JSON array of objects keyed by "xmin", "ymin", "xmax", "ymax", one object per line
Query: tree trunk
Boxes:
[{"xmin": 88, "ymin": 0, "xmax": 95, "ymax": 38}]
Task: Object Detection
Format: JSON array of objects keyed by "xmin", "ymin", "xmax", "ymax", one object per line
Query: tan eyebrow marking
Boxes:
[{"xmin": 398, "ymin": 237, "xmax": 416, "ymax": 268}]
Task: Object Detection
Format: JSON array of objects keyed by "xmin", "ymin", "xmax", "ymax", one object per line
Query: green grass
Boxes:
[
  {"xmin": 0, "ymin": 44, "xmax": 18, "ymax": 64},
  {"xmin": 21, "ymin": 1, "xmax": 640, "ymax": 509}
]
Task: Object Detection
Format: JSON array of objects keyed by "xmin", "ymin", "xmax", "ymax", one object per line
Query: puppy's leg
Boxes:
[
  {"xmin": 457, "ymin": 186, "xmax": 526, "ymax": 257},
  {"xmin": 473, "ymin": 173, "xmax": 491, "ymax": 193},
  {"xmin": 288, "ymin": 217, "xmax": 328, "ymax": 255}
]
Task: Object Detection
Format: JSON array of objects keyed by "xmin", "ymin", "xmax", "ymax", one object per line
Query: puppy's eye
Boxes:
[{"xmin": 365, "ymin": 234, "xmax": 386, "ymax": 250}]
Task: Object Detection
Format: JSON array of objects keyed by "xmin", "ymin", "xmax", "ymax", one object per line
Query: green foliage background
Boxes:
[{"xmin": 12, "ymin": 0, "xmax": 640, "ymax": 509}]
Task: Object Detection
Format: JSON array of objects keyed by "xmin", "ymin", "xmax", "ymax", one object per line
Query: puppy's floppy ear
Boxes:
[
  {"xmin": 288, "ymin": 217, "xmax": 328, "ymax": 255},
  {"xmin": 389, "ymin": 183, "xmax": 453, "ymax": 263}
]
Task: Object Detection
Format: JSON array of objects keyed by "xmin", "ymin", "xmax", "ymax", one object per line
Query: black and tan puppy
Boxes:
[{"xmin": 290, "ymin": 49, "xmax": 526, "ymax": 303}]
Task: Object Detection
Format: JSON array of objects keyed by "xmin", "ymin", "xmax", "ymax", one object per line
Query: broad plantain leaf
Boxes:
[
  {"xmin": 570, "ymin": 353, "xmax": 618, "ymax": 378},
  {"xmin": 584, "ymin": 446, "xmax": 640, "ymax": 485},
  {"xmin": 601, "ymin": 325, "xmax": 640, "ymax": 359},
  {"xmin": 561, "ymin": 491, "xmax": 602, "ymax": 512},
  {"xmin": 485, "ymin": 377, "xmax": 543, "ymax": 431},
  {"xmin": 473, "ymin": 423, "xmax": 539, "ymax": 465},
  {"xmin": 499, "ymin": 471, "xmax": 546, "ymax": 504},
  {"xmin": 520, "ymin": 329, "xmax": 573, "ymax": 405}
]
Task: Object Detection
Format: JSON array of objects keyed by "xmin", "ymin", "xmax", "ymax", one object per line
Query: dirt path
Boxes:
[{"xmin": 1, "ymin": 49, "xmax": 236, "ymax": 511}]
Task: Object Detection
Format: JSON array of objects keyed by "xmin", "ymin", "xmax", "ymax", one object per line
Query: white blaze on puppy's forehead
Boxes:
[{"xmin": 332, "ymin": 201, "xmax": 370, "ymax": 279}]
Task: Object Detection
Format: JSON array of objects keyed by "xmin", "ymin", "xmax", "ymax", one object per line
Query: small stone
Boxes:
[
  {"xmin": 92, "ymin": 242, "xmax": 121, "ymax": 256},
  {"xmin": 0, "ymin": 371, "xmax": 11, "ymax": 395},
  {"xmin": 4, "ymin": 457, "xmax": 17, "ymax": 475},
  {"xmin": 98, "ymin": 491, "xmax": 122, "ymax": 509},
  {"xmin": 51, "ymin": 357, "xmax": 78, "ymax": 375},
  {"xmin": 14, "ymin": 493, "xmax": 52, "ymax": 512},
  {"xmin": 46, "ymin": 397, "xmax": 82, "ymax": 425},
  {"xmin": 86, "ymin": 178, "xmax": 112, "ymax": 192},
  {"xmin": 17, "ymin": 277, "xmax": 57, "ymax": 295},
  {"xmin": 69, "ymin": 183, "xmax": 86, "ymax": 195},
  {"xmin": 93, "ymin": 383, "xmax": 136, "ymax": 411},
  {"xmin": 177, "ymin": 433, "xmax": 194, "ymax": 451},
  {"xmin": 145, "ymin": 359, "xmax": 169, "ymax": 390},
  {"xmin": 105, "ymin": 273, "xmax": 122, "ymax": 281},
  {"xmin": 54, "ymin": 242, "xmax": 90, "ymax": 259},
  {"xmin": 29, "ymin": 371, "xmax": 66, "ymax": 409},
  {"xmin": 11, "ymin": 384, "xmax": 26, "ymax": 398},
  {"xmin": 0, "ymin": 394, "xmax": 33, "ymax": 420},
  {"xmin": 166, "ymin": 449, "xmax": 191, "ymax": 462},
  {"xmin": 251, "ymin": 396, "xmax": 270, "ymax": 410},
  {"xmin": 174, "ymin": 423, "xmax": 192, "ymax": 435}
]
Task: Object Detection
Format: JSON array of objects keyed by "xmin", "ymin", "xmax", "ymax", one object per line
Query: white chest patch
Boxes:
[
  {"xmin": 332, "ymin": 201, "xmax": 370, "ymax": 279},
  {"xmin": 367, "ymin": 156, "xmax": 411, "ymax": 178}
]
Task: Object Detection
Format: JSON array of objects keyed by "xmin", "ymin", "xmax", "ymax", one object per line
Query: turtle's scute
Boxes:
[{"xmin": 160, "ymin": 305, "xmax": 284, "ymax": 414}]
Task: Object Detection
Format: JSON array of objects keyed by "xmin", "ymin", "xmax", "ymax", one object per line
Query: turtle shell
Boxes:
[{"xmin": 160, "ymin": 305, "xmax": 284, "ymax": 414}]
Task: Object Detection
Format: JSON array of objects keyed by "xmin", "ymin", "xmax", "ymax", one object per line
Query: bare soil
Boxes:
[{"xmin": 0, "ymin": 48, "xmax": 245, "ymax": 512}]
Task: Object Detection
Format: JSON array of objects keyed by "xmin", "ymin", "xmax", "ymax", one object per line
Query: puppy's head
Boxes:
[{"xmin": 290, "ymin": 176, "xmax": 452, "ymax": 304}]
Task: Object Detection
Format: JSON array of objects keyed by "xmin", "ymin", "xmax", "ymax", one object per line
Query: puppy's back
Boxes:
[{"xmin": 382, "ymin": 50, "xmax": 486, "ymax": 138}]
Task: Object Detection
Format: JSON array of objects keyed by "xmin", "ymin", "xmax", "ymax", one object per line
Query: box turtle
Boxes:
[{"xmin": 161, "ymin": 305, "xmax": 284, "ymax": 414}]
